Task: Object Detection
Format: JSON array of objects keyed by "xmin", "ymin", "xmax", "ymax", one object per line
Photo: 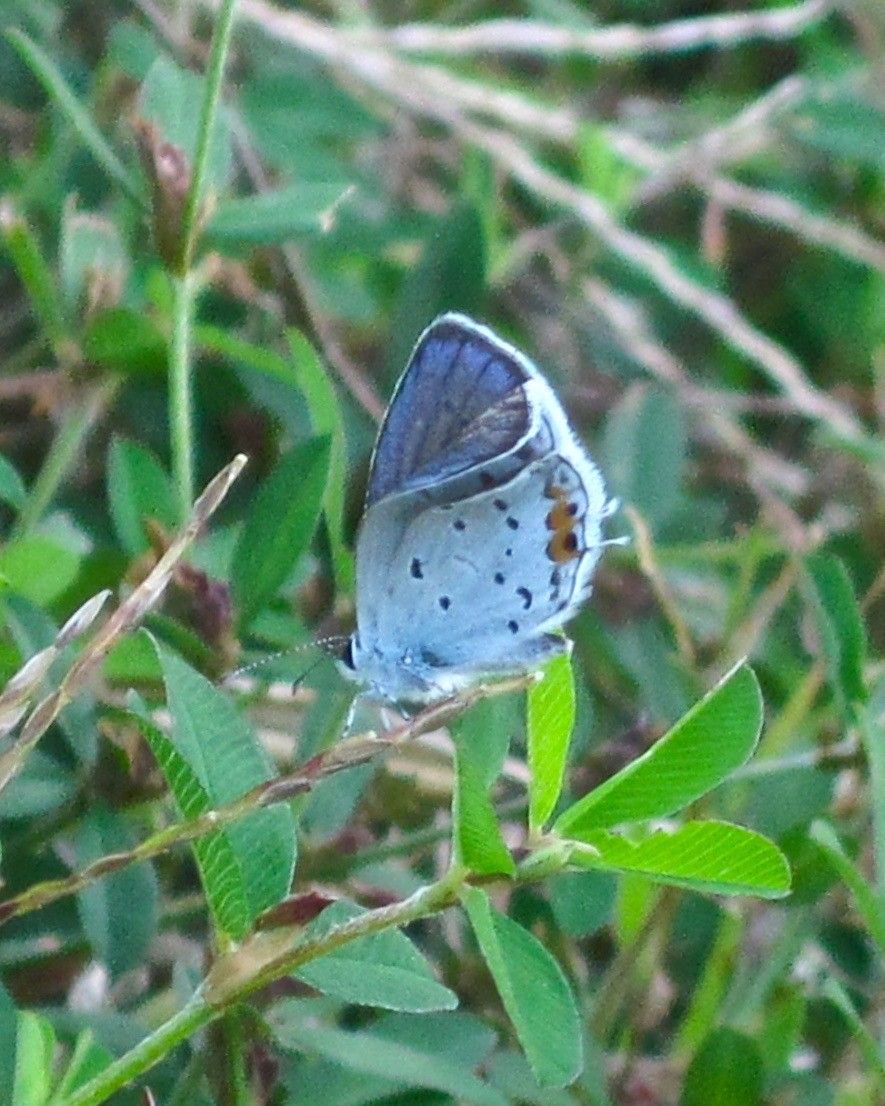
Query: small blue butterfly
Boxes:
[{"xmin": 339, "ymin": 313, "xmax": 619, "ymax": 704}]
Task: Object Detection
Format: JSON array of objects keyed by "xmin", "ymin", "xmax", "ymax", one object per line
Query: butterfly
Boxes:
[{"xmin": 338, "ymin": 313, "xmax": 618, "ymax": 704}]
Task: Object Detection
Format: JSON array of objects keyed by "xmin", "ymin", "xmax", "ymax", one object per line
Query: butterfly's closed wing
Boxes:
[
  {"xmin": 347, "ymin": 313, "xmax": 611, "ymax": 703},
  {"xmin": 366, "ymin": 316, "xmax": 534, "ymax": 507},
  {"xmin": 361, "ymin": 442, "xmax": 604, "ymax": 681}
]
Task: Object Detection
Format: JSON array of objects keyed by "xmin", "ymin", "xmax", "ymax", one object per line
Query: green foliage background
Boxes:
[{"xmin": 0, "ymin": 1, "xmax": 882, "ymax": 1104}]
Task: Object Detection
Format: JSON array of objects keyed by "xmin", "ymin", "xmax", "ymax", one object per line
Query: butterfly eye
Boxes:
[{"xmin": 339, "ymin": 638, "xmax": 357, "ymax": 671}]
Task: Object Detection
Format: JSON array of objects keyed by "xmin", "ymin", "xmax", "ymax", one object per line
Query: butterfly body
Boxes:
[{"xmin": 341, "ymin": 314, "xmax": 615, "ymax": 704}]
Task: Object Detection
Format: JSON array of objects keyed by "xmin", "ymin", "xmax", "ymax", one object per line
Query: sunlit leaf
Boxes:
[
  {"xmin": 527, "ymin": 649, "xmax": 575, "ymax": 831},
  {"xmin": 295, "ymin": 900, "xmax": 458, "ymax": 1012},
  {"xmin": 556, "ymin": 662, "xmax": 762, "ymax": 834},
  {"xmin": 462, "ymin": 887, "xmax": 582, "ymax": 1088},
  {"xmin": 568, "ymin": 821, "xmax": 791, "ymax": 898}
]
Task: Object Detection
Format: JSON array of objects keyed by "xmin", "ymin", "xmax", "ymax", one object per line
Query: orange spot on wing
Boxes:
[{"xmin": 545, "ymin": 483, "xmax": 581, "ymax": 564}]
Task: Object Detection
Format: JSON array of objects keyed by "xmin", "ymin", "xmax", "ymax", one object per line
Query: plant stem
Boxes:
[
  {"xmin": 169, "ymin": 269, "xmax": 196, "ymax": 516},
  {"xmin": 62, "ymin": 837, "xmax": 577, "ymax": 1104},
  {"xmin": 167, "ymin": 0, "xmax": 238, "ymax": 512},
  {"xmin": 179, "ymin": 0, "xmax": 238, "ymax": 272},
  {"xmin": 65, "ymin": 993, "xmax": 214, "ymax": 1106},
  {"xmin": 12, "ymin": 379, "xmax": 118, "ymax": 539}
]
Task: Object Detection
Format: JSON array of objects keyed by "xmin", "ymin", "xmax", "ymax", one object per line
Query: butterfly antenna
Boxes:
[{"xmin": 225, "ymin": 634, "xmax": 352, "ymax": 692}]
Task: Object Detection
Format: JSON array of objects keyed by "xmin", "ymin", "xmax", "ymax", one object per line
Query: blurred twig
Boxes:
[
  {"xmin": 372, "ymin": 60, "xmax": 885, "ymax": 273},
  {"xmin": 0, "ymin": 455, "xmax": 248, "ymax": 798},
  {"xmin": 216, "ymin": 1, "xmax": 867, "ymax": 449},
  {"xmin": 349, "ymin": 0, "xmax": 832, "ymax": 58},
  {"xmin": 0, "ymin": 673, "xmax": 533, "ymax": 926}
]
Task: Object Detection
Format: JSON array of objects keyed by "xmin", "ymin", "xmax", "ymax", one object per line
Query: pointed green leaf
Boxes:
[
  {"xmin": 52, "ymin": 1030, "xmax": 113, "ymax": 1098},
  {"xmin": 556, "ymin": 662, "xmax": 762, "ymax": 834},
  {"xmin": 809, "ymin": 821, "xmax": 884, "ymax": 950},
  {"xmin": 74, "ymin": 804, "xmax": 159, "ymax": 977},
  {"xmin": 138, "ymin": 55, "xmax": 231, "ymax": 188},
  {"xmin": 384, "ymin": 202, "xmax": 486, "ymax": 387},
  {"xmin": 862, "ymin": 674, "xmax": 885, "ymax": 899},
  {"xmin": 207, "ymin": 183, "xmax": 353, "ymax": 247},
  {"xmin": 286, "ymin": 329, "xmax": 354, "ymax": 593},
  {"xmin": 107, "ymin": 438, "xmax": 180, "ymax": 555},
  {"xmin": 11, "ymin": 1012, "xmax": 54, "ymax": 1106},
  {"xmin": 680, "ymin": 1028, "xmax": 763, "ymax": 1106},
  {"xmin": 603, "ymin": 384, "xmax": 686, "ymax": 531},
  {"xmin": 462, "ymin": 887, "xmax": 582, "ymax": 1088},
  {"xmin": 804, "ymin": 553, "xmax": 867, "ymax": 719},
  {"xmin": 231, "ymin": 436, "xmax": 331, "ymax": 629},
  {"xmin": 0, "ymin": 455, "xmax": 26, "ymax": 512},
  {"xmin": 272, "ymin": 1010, "xmax": 508, "ymax": 1106},
  {"xmin": 4, "ymin": 29, "xmax": 142, "ymax": 205},
  {"xmin": 453, "ymin": 706, "xmax": 515, "ymax": 876},
  {"xmin": 568, "ymin": 821, "xmax": 791, "ymax": 898},
  {"xmin": 119, "ymin": 704, "xmax": 253, "ymax": 937},
  {"xmin": 0, "ymin": 984, "xmax": 17, "ymax": 1105},
  {"xmin": 527, "ymin": 649, "xmax": 575, "ymax": 831},
  {"xmin": 295, "ymin": 900, "xmax": 458, "ymax": 1012},
  {"xmin": 152, "ymin": 641, "xmax": 297, "ymax": 934}
]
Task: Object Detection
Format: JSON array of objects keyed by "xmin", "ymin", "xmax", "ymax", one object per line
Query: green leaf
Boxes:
[
  {"xmin": 462, "ymin": 886, "xmax": 582, "ymax": 1088},
  {"xmin": 0, "ymin": 206, "xmax": 68, "ymax": 356},
  {"xmin": 603, "ymin": 384, "xmax": 686, "ymax": 531},
  {"xmin": 4, "ymin": 29, "xmax": 143, "ymax": 206},
  {"xmin": 74, "ymin": 804, "xmax": 159, "ymax": 977},
  {"xmin": 862, "ymin": 674, "xmax": 885, "ymax": 900},
  {"xmin": 384, "ymin": 201, "xmax": 486, "ymax": 387},
  {"xmin": 809, "ymin": 821, "xmax": 884, "ymax": 951},
  {"xmin": 59, "ymin": 204, "xmax": 128, "ymax": 314},
  {"xmin": 452, "ymin": 704, "xmax": 515, "ymax": 877},
  {"xmin": 206, "ymin": 182, "xmax": 353, "ymax": 247},
  {"xmin": 0, "ymin": 984, "xmax": 17, "ymax": 1105},
  {"xmin": 788, "ymin": 92, "xmax": 885, "ymax": 169},
  {"xmin": 527, "ymin": 649, "xmax": 575, "ymax": 831},
  {"xmin": 51, "ymin": 1029, "xmax": 112, "ymax": 1098},
  {"xmin": 286, "ymin": 329, "xmax": 354, "ymax": 593},
  {"xmin": 568, "ymin": 821, "xmax": 791, "ymax": 898},
  {"xmin": 83, "ymin": 307, "xmax": 167, "ymax": 375},
  {"xmin": 680, "ymin": 1027, "xmax": 763, "ymax": 1106},
  {"xmin": 556, "ymin": 662, "xmax": 762, "ymax": 834},
  {"xmin": 152, "ymin": 641, "xmax": 297, "ymax": 934},
  {"xmin": 107, "ymin": 437, "xmax": 180, "ymax": 555},
  {"xmin": 295, "ymin": 900, "xmax": 458, "ymax": 1012},
  {"xmin": 0, "ymin": 455, "xmax": 26, "ymax": 511},
  {"xmin": 12, "ymin": 1011, "xmax": 55, "ymax": 1106},
  {"xmin": 549, "ymin": 870, "xmax": 617, "ymax": 938},
  {"xmin": 271, "ymin": 1007, "xmax": 508, "ymax": 1106},
  {"xmin": 0, "ymin": 537, "xmax": 81, "ymax": 606},
  {"xmin": 821, "ymin": 977, "xmax": 885, "ymax": 1081},
  {"xmin": 231, "ymin": 437, "xmax": 331, "ymax": 629},
  {"xmin": 120, "ymin": 704, "xmax": 252, "ymax": 937},
  {"xmin": 138, "ymin": 55, "xmax": 231, "ymax": 188},
  {"xmin": 804, "ymin": 553, "xmax": 867, "ymax": 719}
]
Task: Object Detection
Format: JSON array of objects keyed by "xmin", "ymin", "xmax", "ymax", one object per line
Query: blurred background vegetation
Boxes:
[{"xmin": 0, "ymin": 1, "xmax": 882, "ymax": 1104}]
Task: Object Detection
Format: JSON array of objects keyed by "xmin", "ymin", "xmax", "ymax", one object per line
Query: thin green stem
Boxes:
[
  {"xmin": 13, "ymin": 379, "xmax": 118, "ymax": 538},
  {"xmin": 61, "ymin": 842, "xmax": 571, "ymax": 1104},
  {"xmin": 65, "ymin": 993, "xmax": 213, "ymax": 1106},
  {"xmin": 169, "ymin": 269, "xmax": 196, "ymax": 516},
  {"xmin": 179, "ymin": 0, "xmax": 239, "ymax": 272}
]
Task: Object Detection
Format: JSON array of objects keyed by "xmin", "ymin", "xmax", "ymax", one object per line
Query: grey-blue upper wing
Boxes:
[{"xmin": 365, "ymin": 315, "xmax": 532, "ymax": 507}]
